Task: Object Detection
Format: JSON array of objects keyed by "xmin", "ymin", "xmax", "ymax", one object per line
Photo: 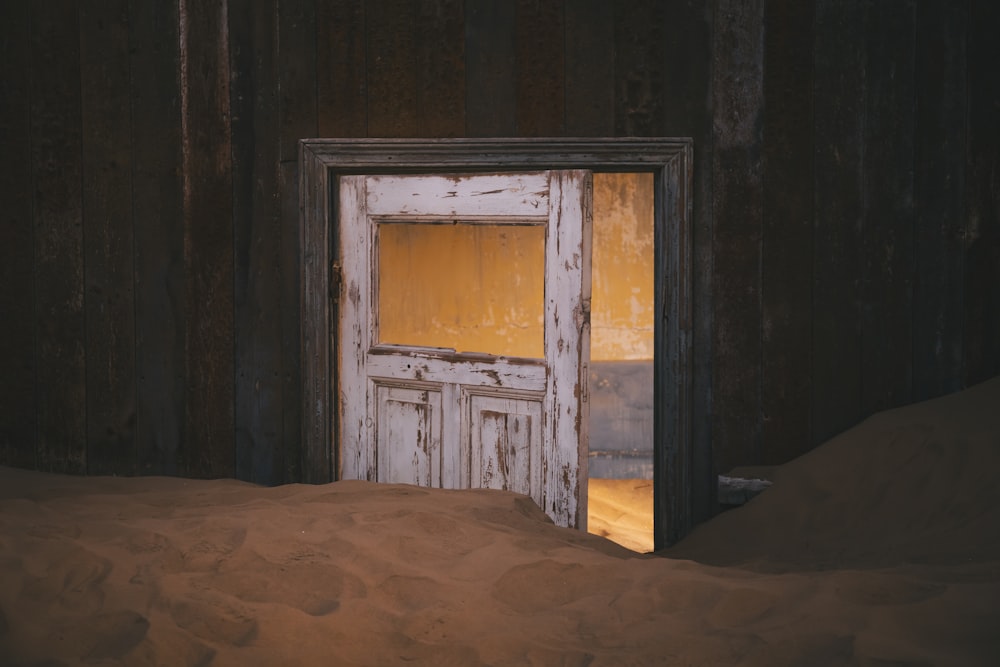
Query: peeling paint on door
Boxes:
[{"xmin": 338, "ymin": 171, "xmax": 592, "ymax": 528}]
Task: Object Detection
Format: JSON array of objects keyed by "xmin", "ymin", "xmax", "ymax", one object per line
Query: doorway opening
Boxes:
[
  {"xmin": 299, "ymin": 138, "xmax": 694, "ymax": 549},
  {"xmin": 586, "ymin": 172, "xmax": 655, "ymax": 553}
]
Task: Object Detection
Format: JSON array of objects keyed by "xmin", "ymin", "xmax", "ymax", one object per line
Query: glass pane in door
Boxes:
[{"xmin": 377, "ymin": 221, "xmax": 545, "ymax": 358}]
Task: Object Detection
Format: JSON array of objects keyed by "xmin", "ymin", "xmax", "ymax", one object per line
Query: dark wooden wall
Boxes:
[{"xmin": 1, "ymin": 0, "xmax": 997, "ymax": 524}]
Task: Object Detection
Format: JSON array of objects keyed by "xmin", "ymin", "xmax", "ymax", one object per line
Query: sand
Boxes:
[
  {"xmin": 587, "ymin": 479, "xmax": 654, "ymax": 554},
  {"xmin": 1, "ymin": 377, "xmax": 999, "ymax": 666}
]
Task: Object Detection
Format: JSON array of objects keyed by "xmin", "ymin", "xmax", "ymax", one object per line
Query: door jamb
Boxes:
[{"xmin": 299, "ymin": 138, "xmax": 694, "ymax": 548}]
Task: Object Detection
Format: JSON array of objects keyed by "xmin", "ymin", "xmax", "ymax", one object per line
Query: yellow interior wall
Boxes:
[
  {"xmin": 376, "ymin": 172, "xmax": 653, "ymax": 361},
  {"xmin": 378, "ymin": 223, "xmax": 545, "ymax": 358},
  {"xmin": 591, "ymin": 172, "xmax": 655, "ymax": 361}
]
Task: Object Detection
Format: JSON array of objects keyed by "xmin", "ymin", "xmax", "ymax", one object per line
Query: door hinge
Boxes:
[{"xmin": 330, "ymin": 261, "xmax": 343, "ymax": 303}]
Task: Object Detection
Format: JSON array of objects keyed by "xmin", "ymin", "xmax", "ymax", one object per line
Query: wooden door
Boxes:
[{"xmin": 337, "ymin": 171, "xmax": 592, "ymax": 528}]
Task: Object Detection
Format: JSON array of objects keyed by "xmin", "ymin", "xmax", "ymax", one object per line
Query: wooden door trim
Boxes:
[{"xmin": 299, "ymin": 138, "xmax": 694, "ymax": 548}]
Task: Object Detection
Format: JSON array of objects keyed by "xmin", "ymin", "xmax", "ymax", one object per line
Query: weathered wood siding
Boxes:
[{"xmin": 0, "ymin": 1, "xmax": 996, "ymax": 527}]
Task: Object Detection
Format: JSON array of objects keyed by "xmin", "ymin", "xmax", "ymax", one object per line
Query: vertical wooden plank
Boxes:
[
  {"xmin": 131, "ymin": 0, "xmax": 185, "ymax": 476},
  {"xmin": 760, "ymin": 0, "xmax": 814, "ymax": 465},
  {"xmin": 281, "ymin": 156, "xmax": 305, "ymax": 484},
  {"xmin": 0, "ymin": 2, "xmax": 37, "ymax": 469},
  {"xmin": 316, "ymin": 0, "xmax": 366, "ymax": 137},
  {"xmin": 30, "ymin": 1, "xmax": 87, "ymax": 474},
  {"xmin": 963, "ymin": 0, "xmax": 1000, "ymax": 386},
  {"xmin": 180, "ymin": 0, "xmax": 235, "ymax": 478},
  {"xmin": 416, "ymin": 0, "xmax": 466, "ymax": 137},
  {"xmin": 812, "ymin": 0, "xmax": 866, "ymax": 445},
  {"xmin": 661, "ymin": 0, "xmax": 712, "ymax": 141},
  {"xmin": 656, "ymin": 146, "xmax": 695, "ymax": 547},
  {"xmin": 231, "ymin": 0, "xmax": 283, "ymax": 485},
  {"xmin": 465, "ymin": 0, "xmax": 516, "ymax": 137},
  {"xmin": 564, "ymin": 0, "xmax": 614, "ymax": 137},
  {"xmin": 761, "ymin": 0, "xmax": 815, "ymax": 465},
  {"xmin": 659, "ymin": 0, "xmax": 713, "ymax": 526},
  {"xmin": 913, "ymin": 1, "xmax": 967, "ymax": 400},
  {"xmin": 366, "ymin": 0, "xmax": 419, "ymax": 137},
  {"xmin": 299, "ymin": 146, "xmax": 333, "ymax": 483},
  {"xmin": 276, "ymin": 0, "xmax": 320, "ymax": 164},
  {"xmin": 578, "ymin": 171, "xmax": 593, "ymax": 531},
  {"xmin": 367, "ymin": 0, "xmax": 466, "ymax": 138},
  {"xmin": 278, "ymin": 0, "xmax": 317, "ymax": 483},
  {"xmin": 710, "ymin": 0, "xmax": 765, "ymax": 475},
  {"xmin": 442, "ymin": 383, "xmax": 463, "ymax": 490},
  {"xmin": 278, "ymin": 0, "xmax": 317, "ymax": 164},
  {"xmin": 336, "ymin": 175, "xmax": 369, "ymax": 482},
  {"xmin": 613, "ymin": 0, "xmax": 666, "ymax": 137},
  {"xmin": 543, "ymin": 170, "xmax": 591, "ymax": 529},
  {"xmin": 860, "ymin": 0, "xmax": 916, "ymax": 415},
  {"xmin": 80, "ymin": 0, "xmax": 137, "ymax": 476},
  {"xmin": 515, "ymin": 0, "xmax": 565, "ymax": 136}
]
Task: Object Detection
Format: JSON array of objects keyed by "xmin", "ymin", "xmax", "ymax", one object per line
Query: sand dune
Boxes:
[
  {"xmin": 667, "ymin": 374, "xmax": 1000, "ymax": 571},
  {"xmin": 1, "ymin": 377, "xmax": 998, "ymax": 666}
]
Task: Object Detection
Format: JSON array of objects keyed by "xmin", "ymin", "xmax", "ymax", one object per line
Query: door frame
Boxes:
[{"xmin": 299, "ymin": 138, "xmax": 693, "ymax": 548}]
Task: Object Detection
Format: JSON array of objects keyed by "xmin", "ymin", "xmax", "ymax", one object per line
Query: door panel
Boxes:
[
  {"xmin": 372, "ymin": 383, "xmax": 442, "ymax": 486},
  {"xmin": 338, "ymin": 170, "xmax": 592, "ymax": 528},
  {"xmin": 467, "ymin": 392, "xmax": 543, "ymax": 500}
]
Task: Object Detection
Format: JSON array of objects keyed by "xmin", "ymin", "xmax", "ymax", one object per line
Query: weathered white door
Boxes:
[{"xmin": 337, "ymin": 171, "xmax": 592, "ymax": 528}]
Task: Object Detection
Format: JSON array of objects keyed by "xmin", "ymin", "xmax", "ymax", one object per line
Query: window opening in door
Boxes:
[
  {"xmin": 377, "ymin": 221, "xmax": 546, "ymax": 358},
  {"xmin": 586, "ymin": 172, "xmax": 655, "ymax": 553}
]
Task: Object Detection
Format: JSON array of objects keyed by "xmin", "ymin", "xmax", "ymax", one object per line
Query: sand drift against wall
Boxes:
[
  {"xmin": 1, "ymin": 377, "xmax": 999, "ymax": 665},
  {"xmin": 667, "ymin": 375, "xmax": 1000, "ymax": 571}
]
